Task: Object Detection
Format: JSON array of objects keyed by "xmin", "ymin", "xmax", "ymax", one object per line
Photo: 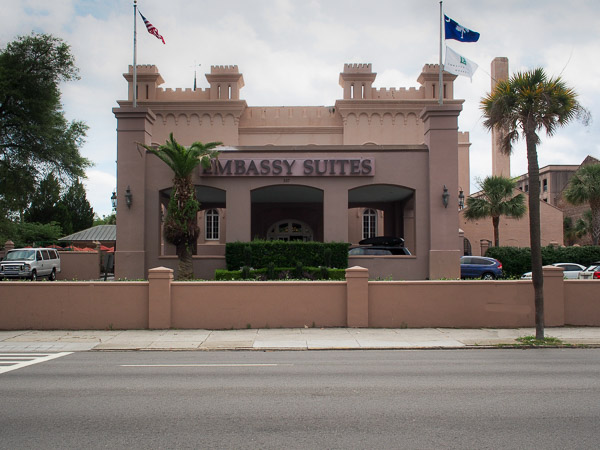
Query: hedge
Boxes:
[
  {"xmin": 215, "ymin": 266, "xmax": 347, "ymax": 281},
  {"xmin": 485, "ymin": 246, "xmax": 600, "ymax": 278},
  {"xmin": 225, "ymin": 240, "xmax": 349, "ymax": 270}
]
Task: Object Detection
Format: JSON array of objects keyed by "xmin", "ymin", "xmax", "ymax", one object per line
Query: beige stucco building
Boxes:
[{"xmin": 114, "ymin": 62, "xmax": 470, "ymax": 280}]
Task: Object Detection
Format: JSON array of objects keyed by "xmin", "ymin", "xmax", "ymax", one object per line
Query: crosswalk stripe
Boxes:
[{"xmin": 0, "ymin": 352, "xmax": 73, "ymax": 375}]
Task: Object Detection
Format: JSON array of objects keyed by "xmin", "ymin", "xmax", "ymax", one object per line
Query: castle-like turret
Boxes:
[
  {"xmin": 339, "ymin": 64, "xmax": 377, "ymax": 100},
  {"xmin": 206, "ymin": 65, "xmax": 244, "ymax": 100}
]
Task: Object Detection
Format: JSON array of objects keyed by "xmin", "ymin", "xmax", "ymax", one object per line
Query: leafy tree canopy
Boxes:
[{"xmin": 0, "ymin": 33, "xmax": 90, "ymax": 218}]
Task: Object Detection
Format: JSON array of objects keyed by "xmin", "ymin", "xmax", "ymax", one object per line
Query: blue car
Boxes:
[{"xmin": 460, "ymin": 256, "xmax": 503, "ymax": 280}]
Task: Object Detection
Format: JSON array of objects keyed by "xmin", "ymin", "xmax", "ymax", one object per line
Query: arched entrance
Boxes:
[
  {"xmin": 251, "ymin": 185, "xmax": 324, "ymax": 241},
  {"xmin": 266, "ymin": 219, "xmax": 314, "ymax": 241}
]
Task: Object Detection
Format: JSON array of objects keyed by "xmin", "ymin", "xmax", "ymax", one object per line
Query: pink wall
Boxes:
[
  {"xmin": 57, "ymin": 251, "xmax": 101, "ymax": 281},
  {"xmin": 369, "ymin": 281, "xmax": 535, "ymax": 328},
  {"xmin": 564, "ymin": 281, "xmax": 600, "ymax": 325},
  {"xmin": 0, "ymin": 282, "xmax": 148, "ymax": 329},
  {"xmin": 1, "ymin": 266, "xmax": 598, "ymax": 330},
  {"xmin": 172, "ymin": 282, "xmax": 347, "ymax": 329}
]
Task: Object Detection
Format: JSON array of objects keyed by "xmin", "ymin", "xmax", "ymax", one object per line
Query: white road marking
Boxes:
[
  {"xmin": 0, "ymin": 352, "xmax": 73, "ymax": 374},
  {"xmin": 121, "ymin": 364, "xmax": 292, "ymax": 367}
]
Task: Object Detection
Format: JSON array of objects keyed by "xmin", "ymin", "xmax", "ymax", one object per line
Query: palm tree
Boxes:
[
  {"xmin": 563, "ymin": 163, "xmax": 600, "ymax": 245},
  {"xmin": 481, "ymin": 68, "xmax": 587, "ymax": 339},
  {"xmin": 142, "ymin": 133, "xmax": 221, "ymax": 280},
  {"xmin": 575, "ymin": 210, "xmax": 593, "ymax": 241},
  {"xmin": 464, "ymin": 175, "xmax": 526, "ymax": 247}
]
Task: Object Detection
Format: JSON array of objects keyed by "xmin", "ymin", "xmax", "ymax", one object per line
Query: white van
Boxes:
[{"xmin": 0, "ymin": 248, "xmax": 61, "ymax": 281}]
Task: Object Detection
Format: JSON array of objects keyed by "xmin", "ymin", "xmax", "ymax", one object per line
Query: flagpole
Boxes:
[
  {"xmin": 133, "ymin": 0, "xmax": 138, "ymax": 108},
  {"xmin": 439, "ymin": 1, "xmax": 443, "ymax": 105}
]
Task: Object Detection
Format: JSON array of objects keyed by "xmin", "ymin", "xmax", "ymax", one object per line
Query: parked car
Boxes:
[
  {"xmin": 460, "ymin": 256, "xmax": 502, "ymax": 280},
  {"xmin": 578, "ymin": 262, "xmax": 600, "ymax": 280},
  {"xmin": 521, "ymin": 263, "xmax": 586, "ymax": 280},
  {"xmin": 0, "ymin": 248, "xmax": 61, "ymax": 281},
  {"xmin": 348, "ymin": 236, "xmax": 411, "ymax": 256}
]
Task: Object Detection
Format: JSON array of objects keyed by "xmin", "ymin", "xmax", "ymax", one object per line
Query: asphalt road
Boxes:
[{"xmin": 2, "ymin": 349, "xmax": 600, "ymax": 449}]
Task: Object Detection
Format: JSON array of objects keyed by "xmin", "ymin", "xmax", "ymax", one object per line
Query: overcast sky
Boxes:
[{"xmin": 3, "ymin": 0, "xmax": 599, "ymax": 218}]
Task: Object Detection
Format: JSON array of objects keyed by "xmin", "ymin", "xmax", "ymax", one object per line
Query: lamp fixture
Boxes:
[
  {"xmin": 125, "ymin": 186, "xmax": 133, "ymax": 208},
  {"xmin": 458, "ymin": 188, "xmax": 465, "ymax": 210},
  {"xmin": 442, "ymin": 185, "xmax": 450, "ymax": 208},
  {"xmin": 110, "ymin": 190, "xmax": 117, "ymax": 210}
]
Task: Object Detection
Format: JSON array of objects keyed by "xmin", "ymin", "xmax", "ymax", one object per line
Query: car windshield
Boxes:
[{"xmin": 5, "ymin": 250, "xmax": 35, "ymax": 261}]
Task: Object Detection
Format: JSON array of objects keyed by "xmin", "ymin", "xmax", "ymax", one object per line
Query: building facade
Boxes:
[{"xmin": 113, "ymin": 63, "xmax": 469, "ymax": 280}]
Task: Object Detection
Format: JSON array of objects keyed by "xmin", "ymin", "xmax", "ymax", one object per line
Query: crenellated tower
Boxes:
[
  {"xmin": 339, "ymin": 64, "xmax": 377, "ymax": 99},
  {"xmin": 206, "ymin": 65, "xmax": 245, "ymax": 100}
]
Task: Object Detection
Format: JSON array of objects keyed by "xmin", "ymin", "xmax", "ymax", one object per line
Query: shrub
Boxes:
[
  {"xmin": 215, "ymin": 266, "xmax": 346, "ymax": 281},
  {"xmin": 485, "ymin": 245, "xmax": 600, "ymax": 278},
  {"xmin": 225, "ymin": 240, "xmax": 349, "ymax": 270}
]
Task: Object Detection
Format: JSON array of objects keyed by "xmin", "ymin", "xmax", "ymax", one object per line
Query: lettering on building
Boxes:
[{"xmin": 202, "ymin": 158, "xmax": 375, "ymax": 177}]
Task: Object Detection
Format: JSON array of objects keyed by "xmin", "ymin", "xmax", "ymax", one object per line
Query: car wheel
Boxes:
[
  {"xmin": 31, "ymin": 270, "xmax": 37, "ymax": 281},
  {"xmin": 49, "ymin": 269, "xmax": 56, "ymax": 281},
  {"xmin": 481, "ymin": 273, "xmax": 495, "ymax": 280}
]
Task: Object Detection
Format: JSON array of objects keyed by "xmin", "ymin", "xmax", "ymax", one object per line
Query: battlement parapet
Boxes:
[
  {"xmin": 155, "ymin": 87, "xmax": 211, "ymax": 100},
  {"xmin": 127, "ymin": 64, "xmax": 160, "ymax": 74},
  {"xmin": 421, "ymin": 64, "xmax": 440, "ymax": 74},
  {"xmin": 373, "ymin": 86, "xmax": 424, "ymax": 100},
  {"xmin": 211, "ymin": 65, "xmax": 240, "ymax": 74},
  {"xmin": 343, "ymin": 63, "xmax": 372, "ymax": 73}
]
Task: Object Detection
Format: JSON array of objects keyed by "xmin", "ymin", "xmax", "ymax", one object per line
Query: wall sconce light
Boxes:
[
  {"xmin": 125, "ymin": 186, "xmax": 133, "ymax": 208},
  {"xmin": 442, "ymin": 185, "xmax": 450, "ymax": 208},
  {"xmin": 458, "ymin": 188, "xmax": 465, "ymax": 210},
  {"xmin": 110, "ymin": 190, "xmax": 117, "ymax": 210}
]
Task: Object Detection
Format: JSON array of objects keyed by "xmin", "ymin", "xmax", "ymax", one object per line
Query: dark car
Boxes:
[
  {"xmin": 348, "ymin": 236, "xmax": 411, "ymax": 256},
  {"xmin": 460, "ymin": 256, "xmax": 502, "ymax": 280}
]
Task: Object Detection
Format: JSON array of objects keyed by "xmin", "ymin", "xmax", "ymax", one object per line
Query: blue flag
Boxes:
[{"xmin": 444, "ymin": 15, "xmax": 480, "ymax": 42}]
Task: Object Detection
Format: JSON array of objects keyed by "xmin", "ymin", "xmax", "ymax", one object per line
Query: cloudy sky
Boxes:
[{"xmin": 3, "ymin": 0, "xmax": 598, "ymax": 218}]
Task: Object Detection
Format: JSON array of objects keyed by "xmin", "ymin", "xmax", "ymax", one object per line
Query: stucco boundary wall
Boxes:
[
  {"xmin": 57, "ymin": 251, "xmax": 102, "ymax": 281},
  {"xmin": 0, "ymin": 266, "xmax": 598, "ymax": 330}
]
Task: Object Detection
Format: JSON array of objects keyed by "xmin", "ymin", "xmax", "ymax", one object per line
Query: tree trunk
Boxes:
[
  {"xmin": 525, "ymin": 122, "xmax": 544, "ymax": 340},
  {"xmin": 492, "ymin": 216, "xmax": 500, "ymax": 247},
  {"xmin": 176, "ymin": 243, "xmax": 194, "ymax": 280}
]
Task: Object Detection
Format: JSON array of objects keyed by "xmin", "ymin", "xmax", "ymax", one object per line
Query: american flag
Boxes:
[{"xmin": 139, "ymin": 10, "xmax": 165, "ymax": 44}]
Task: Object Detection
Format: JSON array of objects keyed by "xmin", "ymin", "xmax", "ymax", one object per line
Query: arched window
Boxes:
[
  {"xmin": 205, "ymin": 209, "xmax": 219, "ymax": 240},
  {"xmin": 266, "ymin": 219, "xmax": 313, "ymax": 242},
  {"xmin": 463, "ymin": 237, "xmax": 472, "ymax": 256},
  {"xmin": 362, "ymin": 209, "xmax": 377, "ymax": 239}
]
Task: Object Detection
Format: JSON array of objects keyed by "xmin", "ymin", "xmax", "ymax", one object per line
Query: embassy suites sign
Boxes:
[{"xmin": 202, "ymin": 158, "xmax": 375, "ymax": 177}]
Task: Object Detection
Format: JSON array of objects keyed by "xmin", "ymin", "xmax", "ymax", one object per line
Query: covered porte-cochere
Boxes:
[{"xmin": 159, "ymin": 182, "xmax": 415, "ymax": 254}]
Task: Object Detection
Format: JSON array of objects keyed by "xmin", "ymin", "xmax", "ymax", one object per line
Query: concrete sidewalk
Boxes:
[{"xmin": 1, "ymin": 327, "xmax": 600, "ymax": 352}]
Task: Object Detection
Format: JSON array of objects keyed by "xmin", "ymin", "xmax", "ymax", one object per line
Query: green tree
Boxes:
[
  {"xmin": 94, "ymin": 213, "xmax": 116, "ymax": 226},
  {"xmin": 563, "ymin": 163, "xmax": 600, "ymax": 245},
  {"xmin": 58, "ymin": 179, "xmax": 94, "ymax": 234},
  {"xmin": 464, "ymin": 176, "xmax": 526, "ymax": 247},
  {"xmin": 24, "ymin": 173, "xmax": 63, "ymax": 224},
  {"xmin": 563, "ymin": 217, "xmax": 577, "ymax": 246},
  {"xmin": 481, "ymin": 68, "xmax": 588, "ymax": 339},
  {"xmin": 0, "ymin": 221, "xmax": 63, "ymax": 248},
  {"xmin": 574, "ymin": 210, "xmax": 593, "ymax": 241},
  {"xmin": 141, "ymin": 133, "xmax": 220, "ymax": 280},
  {"xmin": 0, "ymin": 33, "xmax": 90, "ymax": 218}
]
